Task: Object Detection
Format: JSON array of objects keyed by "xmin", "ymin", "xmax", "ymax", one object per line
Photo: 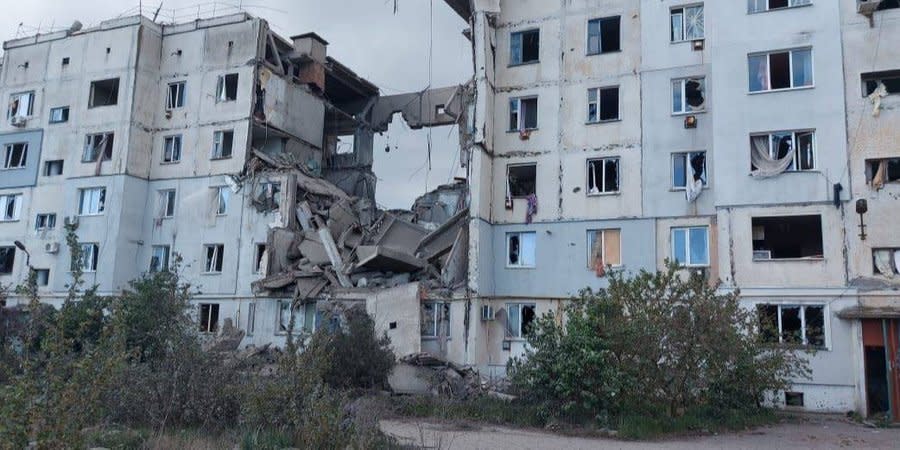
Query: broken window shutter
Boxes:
[{"xmin": 604, "ymin": 229, "xmax": 621, "ymax": 266}]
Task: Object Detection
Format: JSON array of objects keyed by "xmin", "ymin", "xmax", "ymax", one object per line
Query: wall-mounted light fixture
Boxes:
[
  {"xmin": 692, "ymin": 39, "xmax": 704, "ymax": 51},
  {"xmin": 684, "ymin": 115, "xmax": 697, "ymax": 129},
  {"xmin": 856, "ymin": 199, "xmax": 868, "ymax": 241}
]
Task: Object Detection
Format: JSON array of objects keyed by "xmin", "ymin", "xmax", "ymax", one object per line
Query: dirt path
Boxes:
[{"xmin": 381, "ymin": 415, "xmax": 900, "ymax": 449}]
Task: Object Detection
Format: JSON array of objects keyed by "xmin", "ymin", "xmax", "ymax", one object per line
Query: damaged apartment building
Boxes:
[
  {"xmin": 0, "ymin": 12, "xmax": 471, "ymax": 355},
  {"xmin": 436, "ymin": 0, "xmax": 900, "ymax": 419}
]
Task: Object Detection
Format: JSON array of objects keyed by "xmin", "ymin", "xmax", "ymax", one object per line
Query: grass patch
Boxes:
[
  {"xmin": 389, "ymin": 395, "xmax": 548, "ymax": 429},
  {"xmin": 617, "ymin": 407, "xmax": 779, "ymax": 440}
]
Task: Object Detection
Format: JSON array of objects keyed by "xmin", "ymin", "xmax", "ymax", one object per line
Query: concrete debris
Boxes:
[
  {"xmin": 400, "ymin": 352, "xmax": 487, "ymax": 400},
  {"xmin": 246, "ymin": 149, "xmax": 470, "ymax": 307},
  {"xmin": 203, "ymin": 318, "xmax": 245, "ymax": 353}
]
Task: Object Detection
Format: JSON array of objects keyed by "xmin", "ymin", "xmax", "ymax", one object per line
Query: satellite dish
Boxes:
[{"xmin": 69, "ymin": 21, "xmax": 83, "ymax": 33}]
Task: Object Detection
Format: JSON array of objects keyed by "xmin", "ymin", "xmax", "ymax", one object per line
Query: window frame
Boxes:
[
  {"xmin": 586, "ymin": 16, "xmax": 622, "ymax": 56},
  {"xmin": 670, "ymin": 4, "xmax": 705, "ymax": 43},
  {"xmin": 861, "ymin": 69, "xmax": 900, "ymax": 97},
  {"xmin": 421, "ymin": 301, "xmax": 451, "ymax": 339},
  {"xmin": 587, "ymin": 86, "xmax": 621, "ymax": 123},
  {"xmin": 586, "ymin": 229, "xmax": 623, "ymax": 269},
  {"xmin": 509, "ymin": 28, "xmax": 540, "ymax": 66},
  {"xmin": 757, "ymin": 303, "xmax": 827, "ymax": 349},
  {"xmin": 0, "ymin": 194, "xmax": 22, "ymax": 222},
  {"xmin": 750, "ymin": 129, "xmax": 816, "ymax": 172},
  {"xmin": 159, "ymin": 189, "xmax": 176, "ymax": 218},
  {"xmin": 49, "ymin": 106, "xmax": 70, "ymax": 124},
  {"xmin": 166, "ymin": 81, "xmax": 186, "ymax": 110},
  {"xmin": 586, "ymin": 157, "xmax": 621, "ymax": 195},
  {"xmin": 0, "ymin": 246, "xmax": 14, "ymax": 274},
  {"xmin": 672, "ymin": 77, "xmax": 707, "ymax": 115},
  {"xmin": 748, "ymin": 0, "xmax": 812, "ymax": 14},
  {"xmin": 212, "ymin": 130, "xmax": 234, "ymax": 159},
  {"xmin": 88, "ymin": 78, "xmax": 120, "ymax": 108},
  {"xmin": 82, "ymin": 132, "xmax": 114, "ymax": 163},
  {"xmin": 873, "ymin": 248, "xmax": 900, "ymax": 276},
  {"xmin": 44, "ymin": 160, "xmax": 64, "ymax": 176},
  {"xmin": 203, "ymin": 244, "xmax": 224, "ymax": 274},
  {"xmin": 505, "ymin": 302, "xmax": 537, "ymax": 339},
  {"xmin": 672, "ymin": 151, "xmax": 708, "ymax": 189},
  {"xmin": 671, "ymin": 226, "xmax": 710, "ymax": 267},
  {"xmin": 506, "ymin": 231, "xmax": 537, "ymax": 269},
  {"xmin": 35, "ymin": 213, "xmax": 57, "ymax": 231},
  {"xmin": 748, "ymin": 47, "xmax": 814, "ymax": 93},
  {"xmin": 149, "ymin": 245, "xmax": 170, "ymax": 273},
  {"xmin": 509, "ymin": 96, "xmax": 539, "ymax": 132},
  {"xmin": 199, "ymin": 303, "xmax": 220, "ymax": 334},
  {"xmin": 214, "ymin": 186, "xmax": 229, "ymax": 216},
  {"xmin": 162, "ymin": 135, "xmax": 183, "ymax": 164},
  {"xmin": 78, "ymin": 187, "xmax": 106, "ymax": 216},
  {"xmin": 276, "ymin": 300, "xmax": 318, "ymax": 335},
  {"xmin": 216, "ymin": 73, "xmax": 239, "ymax": 102},
  {"xmin": 3, "ymin": 143, "xmax": 28, "ymax": 170},
  {"xmin": 506, "ymin": 163, "xmax": 537, "ymax": 199},
  {"xmin": 78, "ymin": 243, "xmax": 99, "ymax": 273},
  {"xmin": 254, "ymin": 243, "xmax": 267, "ymax": 274},
  {"xmin": 7, "ymin": 91, "xmax": 34, "ymax": 119}
]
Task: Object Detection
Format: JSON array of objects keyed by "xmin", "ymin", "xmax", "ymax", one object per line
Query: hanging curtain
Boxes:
[
  {"xmin": 525, "ymin": 194, "xmax": 538, "ymax": 224},
  {"xmin": 686, "ymin": 153, "xmax": 705, "ymax": 202},
  {"xmin": 894, "ymin": 250, "xmax": 900, "ymax": 275},
  {"xmin": 751, "ymin": 135, "xmax": 794, "ymax": 178},
  {"xmin": 872, "ymin": 160, "xmax": 888, "ymax": 190},
  {"xmin": 874, "ymin": 250, "xmax": 895, "ymax": 277}
]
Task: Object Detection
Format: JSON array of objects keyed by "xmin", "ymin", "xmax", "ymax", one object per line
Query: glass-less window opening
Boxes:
[
  {"xmin": 510, "ymin": 29, "xmax": 540, "ymax": 65},
  {"xmin": 748, "ymin": 0, "xmax": 811, "ymax": 14},
  {"xmin": 749, "ymin": 48, "xmax": 813, "ymax": 92},
  {"xmin": 750, "ymin": 130, "xmax": 815, "ymax": 172},
  {"xmin": 587, "ymin": 16, "xmax": 621, "ymax": 55},
  {"xmin": 672, "ymin": 78, "xmax": 706, "ymax": 114},
  {"xmin": 757, "ymin": 304, "xmax": 825, "ymax": 348}
]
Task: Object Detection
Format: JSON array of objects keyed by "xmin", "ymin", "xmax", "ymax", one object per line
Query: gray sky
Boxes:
[{"xmin": 0, "ymin": 1, "xmax": 471, "ymax": 209}]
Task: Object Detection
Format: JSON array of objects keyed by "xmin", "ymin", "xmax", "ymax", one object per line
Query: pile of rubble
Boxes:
[{"xmin": 245, "ymin": 153, "xmax": 469, "ymax": 301}]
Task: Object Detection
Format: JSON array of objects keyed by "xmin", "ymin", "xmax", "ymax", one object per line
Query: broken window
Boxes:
[
  {"xmin": 862, "ymin": 70, "xmax": 900, "ymax": 97},
  {"xmin": 507, "ymin": 164, "xmax": 537, "ymax": 198},
  {"xmin": 749, "ymin": 48, "xmax": 813, "ymax": 92},
  {"xmin": 751, "ymin": 215, "xmax": 823, "ymax": 260},
  {"xmin": 866, "ymin": 158, "xmax": 900, "ymax": 189},
  {"xmin": 784, "ymin": 392, "xmax": 804, "ymax": 407},
  {"xmin": 77, "ymin": 243, "xmax": 99, "ymax": 272},
  {"xmin": 49, "ymin": 106, "xmax": 69, "ymax": 124},
  {"xmin": 757, "ymin": 304, "xmax": 825, "ymax": 348},
  {"xmin": 166, "ymin": 81, "xmax": 186, "ymax": 110},
  {"xmin": 506, "ymin": 303, "xmax": 536, "ymax": 338},
  {"xmin": 277, "ymin": 300, "xmax": 317, "ymax": 334},
  {"xmin": 78, "ymin": 187, "xmax": 106, "ymax": 216},
  {"xmin": 750, "ymin": 130, "xmax": 815, "ymax": 172},
  {"xmin": 3, "ymin": 143, "xmax": 28, "ymax": 169},
  {"xmin": 214, "ymin": 186, "xmax": 229, "ymax": 215},
  {"xmin": 159, "ymin": 189, "xmax": 176, "ymax": 218},
  {"xmin": 149, "ymin": 245, "xmax": 170, "ymax": 273},
  {"xmin": 216, "ymin": 73, "xmax": 238, "ymax": 102},
  {"xmin": 204, "ymin": 244, "xmax": 224, "ymax": 273},
  {"xmin": 510, "ymin": 29, "xmax": 539, "ymax": 65},
  {"xmin": 587, "ymin": 229, "xmax": 622, "ymax": 270},
  {"xmin": 254, "ymin": 181, "xmax": 281, "ymax": 213},
  {"xmin": 162, "ymin": 135, "xmax": 182, "ymax": 163},
  {"xmin": 873, "ymin": 248, "xmax": 900, "ymax": 276},
  {"xmin": 336, "ymin": 134, "xmax": 355, "ymax": 155},
  {"xmin": 212, "ymin": 130, "xmax": 234, "ymax": 159},
  {"xmin": 672, "ymin": 78, "xmax": 706, "ymax": 114},
  {"xmin": 587, "ymin": 16, "xmax": 621, "ymax": 55},
  {"xmin": 509, "ymin": 97, "xmax": 538, "ymax": 131},
  {"xmin": 199, "ymin": 303, "xmax": 219, "ymax": 333},
  {"xmin": 7, "ymin": 91, "xmax": 34, "ymax": 119},
  {"xmin": 876, "ymin": 0, "xmax": 900, "ymax": 11},
  {"xmin": 0, "ymin": 194, "xmax": 22, "ymax": 222},
  {"xmin": 587, "ymin": 87, "xmax": 620, "ymax": 123},
  {"xmin": 83, "ymin": 132, "xmax": 114, "ymax": 163},
  {"xmin": 89, "ymin": 78, "xmax": 119, "ymax": 107},
  {"xmin": 671, "ymin": 4, "xmax": 704, "ymax": 42},
  {"xmin": 44, "ymin": 160, "xmax": 64, "ymax": 176},
  {"xmin": 421, "ymin": 302, "xmax": 451, "ymax": 338},
  {"xmin": 673, "ymin": 152, "xmax": 707, "ymax": 189},
  {"xmin": 587, "ymin": 158, "xmax": 620, "ymax": 194},
  {"xmin": 748, "ymin": 0, "xmax": 811, "ymax": 13},
  {"xmin": 0, "ymin": 247, "xmax": 14, "ymax": 274},
  {"xmin": 35, "ymin": 213, "xmax": 56, "ymax": 230},
  {"xmin": 254, "ymin": 243, "xmax": 267, "ymax": 274},
  {"xmin": 672, "ymin": 226, "xmax": 709, "ymax": 267},
  {"xmin": 506, "ymin": 232, "xmax": 536, "ymax": 268},
  {"xmin": 35, "ymin": 269, "xmax": 49, "ymax": 286}
]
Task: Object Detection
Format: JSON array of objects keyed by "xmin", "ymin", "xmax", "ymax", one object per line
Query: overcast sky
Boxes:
[{"xmin": 0, "ymin": 1, "xmax": 471, "ymax": 209}]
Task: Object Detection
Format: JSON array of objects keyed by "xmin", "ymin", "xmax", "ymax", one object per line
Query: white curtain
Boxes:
[
  {"xmin": 751, "ymin": 135, "xmax": 794, "ymax": 178},
  {"xmin": 895, "ymin": 250, "xmax": 900, "ymax": 276},
  {"xmin": 874, "ymin": 250, "xmax": 894, "ymax": 277},
  {"xmin": 872, "ymin": 160, "xmax": 887, "ymax": 190}
]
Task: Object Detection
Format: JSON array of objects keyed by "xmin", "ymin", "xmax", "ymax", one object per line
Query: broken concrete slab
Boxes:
[
  {"xmin": 327, "ymin": 198, "xmax": 358, "ymax": 239},
  {"xmin": 417, "ymin": 208, "xmax": 468, "ymax": 261},
  {"xmin": 371, "ymin": 214, "xmax": 431, "ymax": 255},
  {"xmin": 298, "ymin": 230, "xmax": 330, "ymax": 266},
  {"xmin": 356, "ymin": 245, "xmax": 427, "ymax": 273}
]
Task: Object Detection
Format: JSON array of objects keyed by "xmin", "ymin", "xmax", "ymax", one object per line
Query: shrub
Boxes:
[
  {"xmin": 315, "ymin": 308, "xmax": 395, "ymax": 391},
  {"xmin": 509, "ymin": 262, "xmax": 811, "ymax": 425}
]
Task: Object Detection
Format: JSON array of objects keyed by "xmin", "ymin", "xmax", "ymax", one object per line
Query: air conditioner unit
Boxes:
[
  {"xmin": 753, "ymin": 250, "xmax": 772, "ymax": 260},
  {"xmin": 63, "ymin": 215, "xmax": 79, "ymax": 227},
  {"xmin": 45, "ymin": 242, "xmax": 60, "ymax": 254},
  {"xmin": 858, "ymin": 0, "xmax": 883, "ymax": 15},
  {"xmin": 9, "ymin": 116, "xmax": 26, "ymax": 127},
  {"xmin": 481, "ymin": 304, "xmax": 495, "ymax": 321}
]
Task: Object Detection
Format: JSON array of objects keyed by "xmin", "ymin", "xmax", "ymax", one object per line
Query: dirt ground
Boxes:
[{"xmin": 381, "ymin": 414, "xmax": 900, "ymax": 449}]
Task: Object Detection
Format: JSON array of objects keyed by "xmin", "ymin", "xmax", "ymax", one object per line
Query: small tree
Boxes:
[{"xmin": 509, "ymin": 262, "xmax": 810, "ymax": 423}]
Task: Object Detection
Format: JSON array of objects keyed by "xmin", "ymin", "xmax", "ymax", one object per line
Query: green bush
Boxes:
[{"xmin": 509, "ymin": 262, "xmax": 811, "ymax": 426}]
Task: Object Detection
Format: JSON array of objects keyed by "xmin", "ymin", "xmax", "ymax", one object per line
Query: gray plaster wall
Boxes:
[{"xmin": 0, "ymin": 130, "xmax": 43, "ymax": 189}]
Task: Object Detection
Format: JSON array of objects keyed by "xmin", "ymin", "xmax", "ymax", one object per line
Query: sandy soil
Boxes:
[{"xmin": 381, "ymin": 414, "xmax": 900, "ymax": 449}]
